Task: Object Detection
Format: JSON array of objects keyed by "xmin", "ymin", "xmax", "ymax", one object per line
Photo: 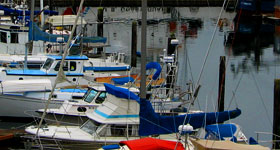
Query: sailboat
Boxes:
[{"xmin": 24, "ymin": 83, "xmax": 241, "ymax": 149}]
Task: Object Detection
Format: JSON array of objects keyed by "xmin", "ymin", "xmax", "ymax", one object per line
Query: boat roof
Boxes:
[
  {"xmin": 46, "ymin": 15, "xmax": 87, "ymax": 26},
  {"xmin": 86, "ymin": 83, "xmax": 140, "ymax": 124},
  {"xmin": 48, "ymin": 55, "xmax": 89, "ymax": 60}
]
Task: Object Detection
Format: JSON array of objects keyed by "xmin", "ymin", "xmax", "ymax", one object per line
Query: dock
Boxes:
[{"xmin": 34, "ymin": 0, "xmax": 237, "ymax": 7}]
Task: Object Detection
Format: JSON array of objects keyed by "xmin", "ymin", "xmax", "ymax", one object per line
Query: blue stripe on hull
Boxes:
[{"xmin": 94, "ymin": 109, "xmax": 138, "ymax": 119}]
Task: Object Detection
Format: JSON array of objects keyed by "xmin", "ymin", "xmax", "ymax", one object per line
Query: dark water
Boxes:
[{"xmin": 1, "ymin": 7, "xmax": 278, "ymax": 149}]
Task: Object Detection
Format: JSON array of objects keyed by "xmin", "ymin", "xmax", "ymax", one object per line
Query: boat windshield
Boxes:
[
  {"xmin": 42, "ymin": 58, "xmax": 54, "ymax": 70},
  {"xmin": 80, "ymin": 120, "xmax": 100, "ymax": 135},
  {"xmin": 84, "ymin": 89, "xmax": 98, "ymax": 103}
]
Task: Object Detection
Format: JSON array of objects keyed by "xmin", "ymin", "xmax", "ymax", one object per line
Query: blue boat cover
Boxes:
[
  {"xmin": 146, "ymin": 62, "xmax": 161, "ymax": 80},
  {"xmin": 204, "ymin": 124, "xmax": 237, "ymax": 140},
  {"xmin": 104, "ymin": 83, "xmax": 140, "ymax": 103},
  {"xmin": 136, "ymin": 51, "xmax": 141, "ymax": 57},
  {"xmin": 102, "ymin": 144, "xmax": 120, "ymax": 149},
  {"xmin": 249, "ymin": 137, "xmax": 259, "ymax": 145},
  {"xmin": 83, "ymin": 66, "xmax": 130, "ymax": 72},
  {"xmin": 112, "ymin": 77, "xmax": 135, "ymax": 85},
  {"xmin": 0, "ymin": 5, "xmax": 58, "ymax": 16},
  {"xmin": 29, "ymin": 21, "xmax": 107, "ymax": 43},
  {"xmin": 139, "ymin": 98, "xmax": 241, "ymax": 136}
]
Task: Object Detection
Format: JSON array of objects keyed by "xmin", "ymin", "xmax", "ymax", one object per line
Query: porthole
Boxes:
[{"xmin": 77, "ymin": 107, "xmax": 87, "ymax": 112}]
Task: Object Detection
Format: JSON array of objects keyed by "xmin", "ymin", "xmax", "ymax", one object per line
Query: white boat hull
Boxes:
[{"xmin": 0, "ymin": 94, "xmax": 62, "ymax": 118}]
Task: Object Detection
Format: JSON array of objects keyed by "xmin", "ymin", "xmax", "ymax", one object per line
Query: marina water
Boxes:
[{"xmin": 1, "ymin": 7, "xmax": 277, "ymax": 149}]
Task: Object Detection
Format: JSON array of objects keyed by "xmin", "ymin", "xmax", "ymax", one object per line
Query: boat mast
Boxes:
[
  {"xmin": 40, "ymin": 0, "xmax": 44, "ymax": 28},
  {"xmin": 25, "ymin": 0, "xmax": 35, "ymax": 69},
  {"xmin": 140, "ymin": 0, "xmax": 147, "ymax": 98}
]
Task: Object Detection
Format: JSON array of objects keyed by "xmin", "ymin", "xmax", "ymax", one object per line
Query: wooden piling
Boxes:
[
  {"xmin": 131, "ymin": 21, "xmax": 137, "ymax": 67},
  {"xmin": 218, "ymin": 56, "xmax": 225, "ymax": 112},
  {"xmin": 273, "ymin": 79, "xmax": 280, "ymax": 149},
  {"xmin": 97, "ymin": 7, "xmax": 104, "ymax": 54}
]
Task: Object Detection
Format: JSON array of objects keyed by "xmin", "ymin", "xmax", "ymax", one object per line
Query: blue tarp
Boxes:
[
  {"xmin": 112, "ymin": 77, "xmax": 135, "ymax": 85},
  {"xmin": 102, "ymin": 144, "xmax": 120, "ymax": 149},
  {"xmin": 205, "ymin": 124, "xmax": 237, "ymax": 140},
  {"xmin": 104, "ymin": 83, "xmax": 140, "ymax": 102},
  {"xmin": 28, "ymin": 21, "xmax": 107, "ymax": 43},
  {"xmin": 146, "ymin": 62, "xmax": 161, "ymax": 80},
  {"xmin": 139, "ymin": 98, "xmax": 241, "ymax": 136}
]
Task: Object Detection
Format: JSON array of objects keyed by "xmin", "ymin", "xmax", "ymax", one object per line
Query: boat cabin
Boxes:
[{"xmin": 40, "ymin": 55, "xmax": 88, "ymax": 76}]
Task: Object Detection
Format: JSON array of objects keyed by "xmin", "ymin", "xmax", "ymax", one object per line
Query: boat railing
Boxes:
[{"xmin": 255, "ymin": 131, "xmax": 280, "ymax": 148}]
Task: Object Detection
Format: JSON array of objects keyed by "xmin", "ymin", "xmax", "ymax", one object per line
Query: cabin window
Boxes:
[
  {"xmin": 54, "ymin": 61, "xmax": 68, "ymax": 71},
  {"xmin": 100, "ymin": 125, "xmax": 138, "ymax": 137},
  {"xmin": 70, "ymin": 61, "xmax": 76, "ymax": 71},
  {"xmin": 10, "ymin": 33, "xmax": 18, "ymax": 43},
  {"xmin": 42, "ymin": 58, "xmax": 54, "ymax": 70},
  {"xmin": 95, "ymin": 92, "xmax": 107, "ymax": 104},
  {"xmin": 0, "ymin": 32, "xmax": 7, "ymax": 43},
  {"xmin": 80, "ymin": 120, "xmax": 100, "ymax": 135},
  {"xmin": 84, "ymin": 89, "xmax": 98, "ymax": 103}
]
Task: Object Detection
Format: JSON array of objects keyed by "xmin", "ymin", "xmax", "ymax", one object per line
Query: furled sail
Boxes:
[{"xmin": 139, "ymin": 98, "xmax": 241, "ymax": 136}]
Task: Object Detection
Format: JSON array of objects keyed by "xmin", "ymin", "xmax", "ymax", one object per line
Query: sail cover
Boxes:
[
  {"xmin": 205, "ymin": 124, "xmax": 237, "ymax": 140},
  {"xmin": 28, "ymin": 21, "xmax": 107, "ymax": 43},
  {"xmin": 104, "ymin": 83, "xmax": 140, "ymax": 102},
  {"xmin": 139, "ymin": 98, "xmax": 241, "ymax": 136},
  {"xmin": 146, "ymin": 62, "xmax": 161, "ymax": 80},
  {"xmin": 119, "ymin": 138, "xmax": 185, "ymax": 150}
]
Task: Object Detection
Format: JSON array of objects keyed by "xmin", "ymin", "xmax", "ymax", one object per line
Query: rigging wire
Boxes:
[
  {"xmin": 193, "ymin": 0, "xmax": 227, "ymax": 102},
  {"xmin": 248, "ymin": 66, "xmax": 273, "ymax": 128},
  {"xmin": 174, "ymin": 0, "xmax": 230, "ymax": 148}
]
